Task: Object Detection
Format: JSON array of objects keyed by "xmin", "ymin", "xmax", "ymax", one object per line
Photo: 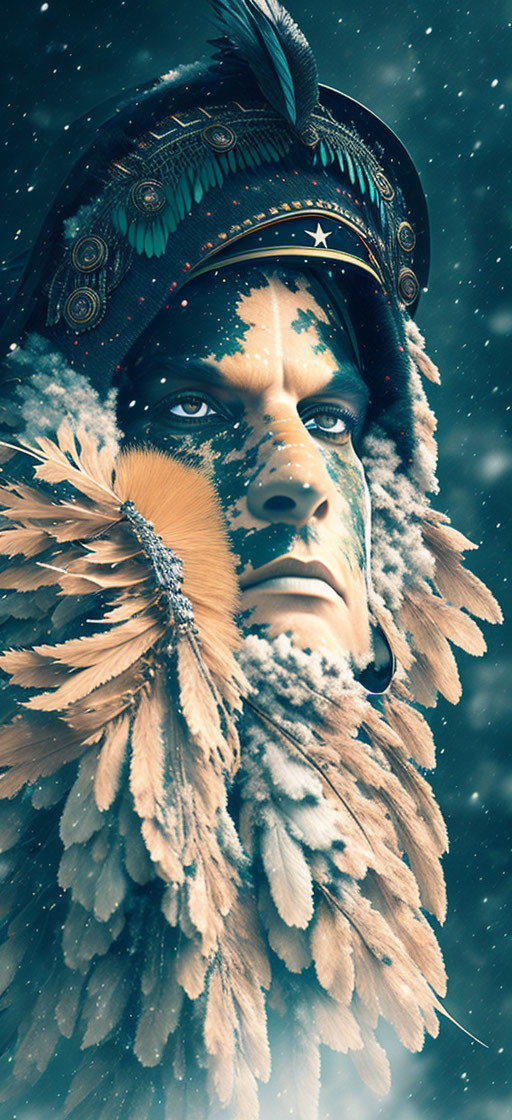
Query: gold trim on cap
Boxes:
[
  {"xmin": 191, "ymin": 246, "xmax": 383, "ymax": 287},
  {"xmin": 190, "ymin": 209, "xmax": 385, "ymax": 287}
]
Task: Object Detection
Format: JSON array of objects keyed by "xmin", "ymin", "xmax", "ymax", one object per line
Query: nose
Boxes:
[
  {"xmin": 246, "ymin": 414, "xmax": 331, "ymax": 526},
  {"xmin": 248, "ymin": 477, "xmax": 329, "ymax": 525}
]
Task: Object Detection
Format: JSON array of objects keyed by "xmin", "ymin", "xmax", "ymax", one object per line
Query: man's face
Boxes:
[{"xmin": 124, "ymin": 267, "xmax": 371, "ymax": 661}]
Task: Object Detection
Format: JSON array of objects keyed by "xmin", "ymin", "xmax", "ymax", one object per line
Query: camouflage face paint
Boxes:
[{"xmin": 120, "ymin": 266, "xmax": 371, "ymax": 661}]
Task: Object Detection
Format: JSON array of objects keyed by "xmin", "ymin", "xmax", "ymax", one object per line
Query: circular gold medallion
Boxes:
[
  {"xmin": 374, "ymin": 170, "xmax": 395, "ymax": 200},
  {"xmin": 202, "ymin": 124, "xmax": 237, "ymax": 152},
  {"xmin": 397, "ymin": 221, "xmax": 416, "ymax": 252},
  {"xmin": 131, "ymin": 179, "xmax": 167, "ymax": 215},
  {"xmin": 72, "ymin": 235, "xmax": 108, "ymax": 273},
  {"xmin": 63, "ymin": 287, "xmax": 102, "ymax": 329},
  {"xmin": 397, "ymin": 267, "xmax": 420, "ymax": 305}
]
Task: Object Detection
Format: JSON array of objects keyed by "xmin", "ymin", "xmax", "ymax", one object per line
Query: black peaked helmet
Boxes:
[{"xmin": 0, "ymin": 0, "xmax": 430, "ymax": 403}]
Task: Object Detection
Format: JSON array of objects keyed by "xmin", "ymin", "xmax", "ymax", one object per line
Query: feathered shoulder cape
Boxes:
[{"xmin": 0, "ymin": 325, "xmax": 501, "ymax": 1119}]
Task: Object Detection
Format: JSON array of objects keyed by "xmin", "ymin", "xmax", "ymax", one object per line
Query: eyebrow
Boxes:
[
  {"xmin": 146, "ymin": 355, "xmax": 369, "ymax": 403},
  {"xmin": 318, "ymin": 365, "xmax": 369, "ymax": 408},
  {"xmin": 147, "ymin": 357, "xmax": 230, "ymax": 390}
]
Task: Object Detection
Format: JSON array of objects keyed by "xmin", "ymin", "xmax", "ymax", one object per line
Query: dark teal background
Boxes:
[{"xmin": 1, "ymin": 1, "xmax": 510, "ymax": 1117}]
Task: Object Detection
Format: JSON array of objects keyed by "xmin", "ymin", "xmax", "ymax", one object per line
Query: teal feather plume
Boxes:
[
  {"xmin": 274, "ymin": 134, "xmax": 290, "ymax": 157},
  {"xmin": 242, "ymin": 145, "xmax": 255, "ymax": 168},
  {"xmin": 193, "ymin": 174, "xmax": 204, "ymax": 205},
  {"xmin": 209, "ymin": 0, "xmax": 319, "ymax": 131},
  {"xmin": 345, "ymin": 150, "xmax": 355, "ymax": 186},
  {"xmin": 127, "ymin": 220, "xmax": 137, "ymax": 249},
  {"xmin": 144, "ymin": 226, "xmax": 154, "ymax": 258},
  {"xmin": 212, "ymin": 156, "xmax": 224, "ymax": 186},
  {"xmin": 183, "ymin": 173, "xmax": 194, "ymax": 213},
  {"xmin": 116, "ymin": 206, "xmax": 128, "ymax": 236},
  {"xmin": 152, "ymin": 219, "xmax": 166, "ymax": 258},
  {"xmin": 162, "ymin": 202, "xmax": 178, "ymax": 235},
  {"xmin": 164, "ymin": 185, "xmax": 179, "ymax": 223},
  {"xmin": 135, "ymin": 220, "xmax": 146, "ymax": 256},
  {"xmin": 204, "ymin": 156, "xmax": 219, "ymax": 187},
  {"xmin": 174, "ymin": 179, "xmax": 186, "ymax": 221},
  {"xmin": 257, "ymin": 138, "xmax": 272, "ymax": 162},
  {"xmin": 199, "ymin": 161, "xmax": 211, "ymax": 191}
]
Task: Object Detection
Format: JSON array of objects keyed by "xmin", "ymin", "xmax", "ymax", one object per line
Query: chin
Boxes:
[{"xmin": 241, "ymin": 585, "xmax": 370, "ymax": 660}]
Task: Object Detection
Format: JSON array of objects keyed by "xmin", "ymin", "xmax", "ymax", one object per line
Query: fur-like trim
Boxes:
[
  {"xmin": 4, "ymin": 334, "xmax": 120, "ymax": 451},
  {"xmin": 63, "ymin": 202, "xmax": 102, "ymax": 244},
  {"xmin": 362, "ymin": 425, "xmax": 435, "ymax": 614}
]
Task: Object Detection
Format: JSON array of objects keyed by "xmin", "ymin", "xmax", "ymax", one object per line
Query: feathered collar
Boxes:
[{"xmin": 0, "ymin": 325, "xmax": 501, "ymax": 1118}]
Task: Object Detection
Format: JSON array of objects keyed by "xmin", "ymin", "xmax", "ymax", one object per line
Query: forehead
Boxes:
[{"xmin": 139, "ymin": 266, "xmax": 361, "ymax": 398}]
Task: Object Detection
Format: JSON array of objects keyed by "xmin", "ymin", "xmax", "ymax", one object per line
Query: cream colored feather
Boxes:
[
  {"xmin": 0, "ymin": 428, "xmax": 246, "ymax": 796},
  {"xmin": 311, "ymin": 900, "xmax": 355, "ymax": 1004},
  {"xmin": 93, "ymin": 713, "xmax": 131, "ymax": 811},
  {"xmin": 421, "ymin": 513, "xmax": 502, "ymax": 623},
  {"xmin": 114, "ymin": 446, "xmax": 246, "ymax": 691}
]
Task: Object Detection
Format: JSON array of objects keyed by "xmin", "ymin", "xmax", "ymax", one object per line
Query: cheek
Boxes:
[
  {"xmin": 201, "ymin": 426, "xmax": 270, "ymax": 516},
  {"xmin": 325, "ymin": 448, "xmax": 369, "ymax": 571},
  {"xmin": 151, "ymin": 426, "xmax": 263, "ymax": 518}
]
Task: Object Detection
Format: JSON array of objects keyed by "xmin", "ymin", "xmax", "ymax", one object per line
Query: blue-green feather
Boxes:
[
  {"xmin": 152, "ymin": 219, "xmax": 166, "ymax": 258},
  {"xmin": 180, "ymin": 173, "xmax": 192, "ymax": 214},
  {"xmin": 164, "ymin": 187, "xmax": 180, "ymax": 227},
  {"xmin": 355, "ymin": 161, "xmax": 366, "ymax": 195},
  {"xmin": 345, "ymin": 151, "xmax": 355, "ymax": 186},
  {"xmin": 116, "ymin": 206, "xmax": 128, "ymax": 236},
  {"xmin": 193, "ymin": 175, "xmax": 204, "ymax": 204},
  {"xmin": 144, "ymin": 226, "xmax": 154, "ymax": 259},
  {"xmin": 257, "ymin": 139, "xmax": 272, "ymax": 162},
  {"xmin": 212, "ymin": 157, "xmax": 224, "ymax": 187},
  {"xmin": 199, "ymin": 162, "xmax": 211, "ymax": 191},
  {"xmin": 209, "ymin": 0, "xmax": 318, "ymax": 129},
  {"xmin": 135, "ymin": 221, "xmax": 146, "ymax": 255},
  {"xmin": 204, "ymin": 158, "xmax": 218, "ymax": 188}
]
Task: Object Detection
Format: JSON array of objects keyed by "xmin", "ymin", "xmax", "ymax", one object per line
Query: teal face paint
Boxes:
[{"xmin": 118, "ymin": 265, "xmax": 372, "ymax": 660}]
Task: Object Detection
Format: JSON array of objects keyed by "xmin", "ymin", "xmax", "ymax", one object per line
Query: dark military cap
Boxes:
[{"xmin": 0, "ymin": 0, "xmax": 429, "ymax": 403}]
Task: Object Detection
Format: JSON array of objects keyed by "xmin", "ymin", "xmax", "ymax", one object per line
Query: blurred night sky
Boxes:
[{"xmin": 1, "ymin": 1, "xmax": 511, "ymax": 1118}]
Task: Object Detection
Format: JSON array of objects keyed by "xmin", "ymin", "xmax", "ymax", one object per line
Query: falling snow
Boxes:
[{"xmin": 0, "ymin": 1, "xmax": 510, "ymax": 1118}]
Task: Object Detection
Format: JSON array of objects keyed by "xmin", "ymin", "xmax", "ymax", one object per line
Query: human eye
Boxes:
[
  {"xmin": 168, "ymin": 393, "xmax": 219, "ymax": 421},
  {"xmin": 300, "ymin": 402, "xmax": 356, "ymax": 444}
]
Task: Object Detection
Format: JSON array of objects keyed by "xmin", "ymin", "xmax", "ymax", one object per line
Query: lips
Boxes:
[{"xmin": 239, "ymin": 557, "xmax": 346, "ymax": 602}]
